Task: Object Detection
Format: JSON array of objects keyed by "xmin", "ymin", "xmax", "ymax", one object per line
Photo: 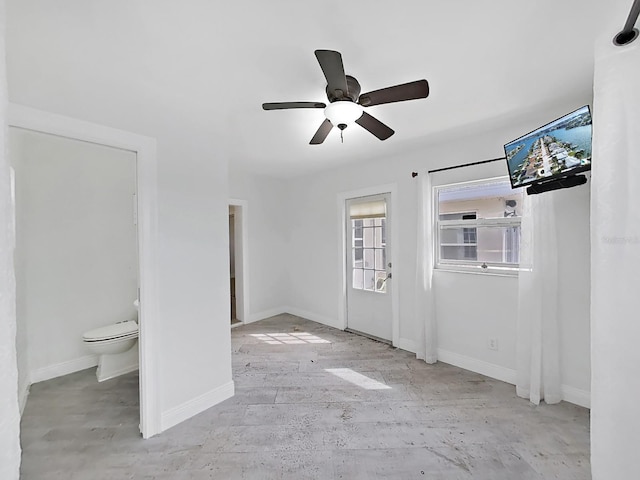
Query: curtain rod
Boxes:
[
  {"xmin": 412, "ymin": 156, "xmax": 505, "ymax": 177},
  {"xmin": 614, "ymin": 0, "xmax": 640, "ymax": 45}
]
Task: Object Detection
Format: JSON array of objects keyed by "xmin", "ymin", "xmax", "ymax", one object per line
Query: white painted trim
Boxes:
[
  {"xmin": 561, "ymin": 384, "xmax": 591, "ymax": 409},
  {"xmin": 437, "ymin": 348, "xmax": 517, "ymax": 385},
  {"xmin": 436, "ymin": 348, "xmax": 590, "ymax": 408},
  {"xmin": 97, "ymin": 365, "xmax": 139, "ymax": 383},
  {"xmin": 396, "ymin": 338, "xmax": 419, "ymax": 354},
  {"xmin": 284, "ymin": 306, "xmax": 343, "ymax": 331},
  {"xmin": 8, "ymin": 104, "xmax": 161, "ymax": 438},
  {"xmin": 29, "ymin": 355, "xmax": 98, "ymax": 384},
  {"xmin": 246, "ymin": 306, "xmax": 287, "ymax": 324},
  {"xmin": 161, "ymin": 380, "xmax": 235, "ymax": 432},
  {"xmin": 336, "ymin": 183, "xmax": 400, "ymax": 346},
  {"xmin": 229, "ymin": 199, "xmax": 249, "ymax": 324},
  {"xmin": 18, "ymin": 375, "xmax": 30, "ymax": 416}
]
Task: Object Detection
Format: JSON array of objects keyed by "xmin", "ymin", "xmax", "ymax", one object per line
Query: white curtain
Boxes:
[
  {"xmin": 516, "ymin": 191, "xmax": 561, "ymax": 405},
  {"xmin": 590, "ymin": 40, "xmax": 640, "ymax": 480},
  {"xmin": 415, "ymin": 173, "xmax": 437, "ymax": 363},
  {"xmin": 0, "ymin": 0, "xmax": 22, "ymax": 478}
]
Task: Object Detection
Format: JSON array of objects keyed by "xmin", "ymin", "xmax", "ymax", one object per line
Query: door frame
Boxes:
[
  {"xmin": 8, "ymin": 104, "xmax": 161, "ymax": 438},
  {"xmin": 337, "ymin": 183, "xmax": 399, "ymax": 346},
  {"xmin": 229, "ymin": 199, "xmax": 249, "ymax": 325}
]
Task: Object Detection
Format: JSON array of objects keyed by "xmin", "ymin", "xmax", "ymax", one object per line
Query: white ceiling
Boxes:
[{"xmin": 6, "ymin": 0, "xmax": 633, "ymax": 178}]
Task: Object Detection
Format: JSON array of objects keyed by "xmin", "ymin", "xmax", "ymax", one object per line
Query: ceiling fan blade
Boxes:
[
  {"xmin": 262, "ymin": 102, "xmax": 326, "ymax": 110},
  {"xmin": 314, "ymin": 50, "xmax": 348, "ymax": 97},
  {"xmin": 358, "ymin": 79, "xmax": 429, "ymax": 107},
  {"xmin": 355, "ymin": 112, "xmax": 394, "ymax": 141},
  {"xmin": 309, "ymin": 119, "xmax": 334, "ymax": 145}
]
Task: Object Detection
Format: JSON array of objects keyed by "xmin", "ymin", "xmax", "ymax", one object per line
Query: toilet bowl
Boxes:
[{"xmin": 83, "ymin": 320, "xmax": 139, "ymax": 382}]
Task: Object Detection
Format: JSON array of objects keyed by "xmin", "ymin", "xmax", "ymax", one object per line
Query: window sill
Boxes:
[{"xmin": 434, "ymin": 265, "xmax": 520, "ymax": 278}]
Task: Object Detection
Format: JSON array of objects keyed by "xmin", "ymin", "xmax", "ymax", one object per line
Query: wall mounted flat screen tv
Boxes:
[{"xmin": 504, "ymin": 105, "xmax": 592, "ymax": 189}]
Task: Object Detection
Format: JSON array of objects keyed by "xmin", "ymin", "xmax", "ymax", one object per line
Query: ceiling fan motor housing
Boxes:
[{"xmin": 326, "ymin": 75, "xmax": 361, "ymax": 103}]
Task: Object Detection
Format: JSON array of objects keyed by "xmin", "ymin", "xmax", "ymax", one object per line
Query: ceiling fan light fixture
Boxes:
[{"xmin": 324, "ymin": 101, "xmax": 363, "ymax": 127}]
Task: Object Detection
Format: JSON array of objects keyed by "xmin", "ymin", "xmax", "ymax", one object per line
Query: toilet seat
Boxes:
[{"xmin": 83, "ymin": 321, "xmax": 138, "ymax": 342}]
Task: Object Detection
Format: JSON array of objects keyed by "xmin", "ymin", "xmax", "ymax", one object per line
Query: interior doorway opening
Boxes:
[
  {"xmin": 229, "ymin": 200, "xmax": 248, "ymax": 328},
  {"xmin": 8, "ymin": 104, "xmax": 160, "ymax": 438},
  {"xmin": 10, "ymin": 126, "xmax": 141, "ymax": 423}
]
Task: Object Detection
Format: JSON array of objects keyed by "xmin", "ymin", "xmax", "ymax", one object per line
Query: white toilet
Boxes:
[{"xmin": 83, "ymin": 300, "xmax": 140, "ymax": 382}]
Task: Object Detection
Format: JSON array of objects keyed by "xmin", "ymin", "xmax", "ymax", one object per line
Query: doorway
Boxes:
[
  {"xmin": 8, "ymin": 104, "xmax": 160, "ymax": 438},
  {"xmin": 345, "ymin": 193, "xmax": 393, "ymax": 342},
  {"xmin": 229, "ymin": 199, "xmax": 248, "ymax": 327},
  {"xmin": 11, "ymin": 127, "xmax": 139, "ymax": 411}
]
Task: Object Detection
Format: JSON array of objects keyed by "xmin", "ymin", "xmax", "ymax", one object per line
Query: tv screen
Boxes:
[{"xmin": 504, "ymin": 105, "xmax": 592, "ymax": 189}]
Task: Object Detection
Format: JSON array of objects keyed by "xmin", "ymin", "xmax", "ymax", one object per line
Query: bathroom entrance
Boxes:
[{"xmin": 10, "ymin": 127, "xmax": 142, "ymax": 424}]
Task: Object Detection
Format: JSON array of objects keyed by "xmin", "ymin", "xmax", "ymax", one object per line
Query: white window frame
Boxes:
[{"xmin": 434, "ymin": 177, "xmax": 522, "ymax": 276}]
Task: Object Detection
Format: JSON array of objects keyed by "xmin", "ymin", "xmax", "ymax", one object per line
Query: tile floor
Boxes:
[{"xmin": 20, "ymin": 314, "xmax": 591, "ymax": 479}]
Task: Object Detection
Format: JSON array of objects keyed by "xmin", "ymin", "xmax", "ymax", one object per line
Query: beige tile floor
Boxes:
[{"xmin": 20, "ymin": 314, "xmax": 591, "ymax": 479}]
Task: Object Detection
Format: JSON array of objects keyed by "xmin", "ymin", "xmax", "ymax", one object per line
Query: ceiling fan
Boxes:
[{"xmin": 262, "ymin": 49, "xmax": 430, "ymax": 144}]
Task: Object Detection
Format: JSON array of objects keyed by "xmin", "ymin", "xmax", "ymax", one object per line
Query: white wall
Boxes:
[
  {"xmin": 0, "ymin": 0, "xmax": 22, "ymax": 476},
  {"xmin": 10, "ymin": 130, "xmax": 29, "ymax": 414},
  {"xmin": 429, "ymin": 162, "xmax": 591, "ymax": 400},
  {"xmin": 229, "ymin": 169, "xmax": 290, "ymax": 321},
  {"xmin": 11, "ymin": 129, "xmax": 138, "ymax": 384},
  {"xmin": 283, "ymin": 111, "xmax": 592, "ymax": 404},
  {"xmin": 591, "ymin": 39, "xmax": 640, "ymax": 480},
  {"xmin": 153, "ymin": 123, "xmax": 233, "ymax": 428}
]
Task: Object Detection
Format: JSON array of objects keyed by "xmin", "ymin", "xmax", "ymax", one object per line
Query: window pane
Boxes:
[
  {"xmin": 375, "ymin": 271, "xmax": 387, "ymax": 293},
  {"xmin": 374, "ymin": 218, "xmax": 383, "ymax": 226},
  {"xmin": 374, "ymin": 227, "xmax": 384, "ymax": 247},
  {"xmin": 353, "ymin": 248, "xmax": 363, "ymax": 267},
  {"xmin": 363, "ymin": 227, "xmax": 374, "ymax": 247},
  {"xmin": 476, "ymin": 226, "xmax": 519, "ymax": 263},
  {"xmin": 438, "ymin": 181, "xmax": 523, "ymax": 219},
  {"xmin": 363, "ymin": 218, "xmax": 376, "ymax": 227},
  {"xmin": 441, "ymin": 245, "xmax": 478, "ymax": 261},
  {"xmin": 440, "ymin": 227, "xmax": 477, "ymax": 246},
  {"xmin": 504, "ymin": 226, "xmax": 520, "ymax": 263},
  {"xmin": 364, "ymin": 248, "xmax": 374, "ymax": 268},
  {"xmin": 375, "ymin": 249, "xmax": 386, "ymax": 270},
  {"xmin": 364, "ymin": 269, "xmax": 375, "ymax": 291},
  {"xmin": 352, "ymin": 269, "xmax": 364, "ymax": 289},
  {"xmin": 439, "ymin": 225, "xmax": 521, "ymax": 264}
]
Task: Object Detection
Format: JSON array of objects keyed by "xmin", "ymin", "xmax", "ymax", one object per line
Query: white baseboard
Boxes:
[
  {"xmin": 436, "ymin": 348, "xmax": 591, "ymax": 408},
  {"xmin": 561, "ymin": 384, "xmax": 591, "ymax": 409},
  {"xmin": 284, "ymin": 306, "xmax": 343, "ymax": 330},
  {"xmin": 18, "ymin": 375, "xmax": 30, "ymax": 416},
  {"xmin": 437, "ymin": 348, "xmax": 517, "ymax": 385},
  {"xmin": 396, "ymin": 338, "xmax": 418, "ymax": 354},
  {"xmin": 161, "ymin": 380, "xmax": 235, "ymax": 432},
  {"xmin": 30, "ymin": 354, "xmax": 98, "ymax": 384},
  {"xmin": 97, "ymin": 365, "xmax": 139, "ymax": 383},
  {"xmin": 246, "ymin": 306, "xmax": 287, "ymax": 324}
]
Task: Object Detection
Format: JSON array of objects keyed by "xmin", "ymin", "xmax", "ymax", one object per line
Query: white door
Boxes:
[{"xmin": 346, "ymin": 193, "xmax": 393, "ymax": 341}]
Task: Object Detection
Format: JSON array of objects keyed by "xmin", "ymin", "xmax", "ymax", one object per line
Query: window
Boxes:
[
  {"xmin": 434, "ymin": 178, "xmax": 523, "ymax": 274},
  {"xmin": 350, "ymin": 199, "xmax": 387, "ymax": 292}
]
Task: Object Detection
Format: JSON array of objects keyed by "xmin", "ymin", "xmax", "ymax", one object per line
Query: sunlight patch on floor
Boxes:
[
  {"xmin": 325, "ymin": 368, "xmax": 392, "ymax": 390},
  {"xmin": 250, "ymin": 332, "xmax": 331, "ymax": 345}
]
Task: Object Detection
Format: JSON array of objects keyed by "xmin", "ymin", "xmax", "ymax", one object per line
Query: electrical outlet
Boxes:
[{"xmin": 488, "ymin": 338, "xmax": 499, "ymax": 351}]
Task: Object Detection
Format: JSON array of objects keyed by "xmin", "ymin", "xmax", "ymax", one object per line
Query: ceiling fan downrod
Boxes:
[{"xmin": 614, "ymin": 0, "xmax": 640, "ymax": 45}]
